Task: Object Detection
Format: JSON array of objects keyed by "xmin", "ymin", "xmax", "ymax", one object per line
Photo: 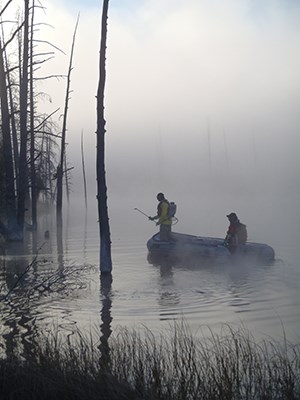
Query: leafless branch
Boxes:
[
  {"xmin": 34, "ymin": 107, "xmax": 60, "ymax": 130},
  {"xmin": 2, "ymin": 22, "xmax": 24, "ymax": 50},
  {"xmin": 0, "ymin": 245, "xmax": 44, "ymax": 301},
  {"xmin": 0, "ymin": 0, "xmax": 14, "ymax": 17},
  {"xmin": 34, "ymin": 38, "xmax": 65, "ymax": 54},
  {"xmin": 34, "ymin": 74, "xmax": 65, "ymax": 81}
]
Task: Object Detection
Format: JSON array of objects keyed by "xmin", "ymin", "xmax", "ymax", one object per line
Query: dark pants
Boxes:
[{"xmin": 159, "ymin": 224, "xmax": 171, "ymax": 241}]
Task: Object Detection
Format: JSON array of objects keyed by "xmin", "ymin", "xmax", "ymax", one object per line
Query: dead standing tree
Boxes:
[
  {"xmin": 56, "ymin": 15, "xmax": 79, "ymax": 228},
  {"xmin": 0, "ymin": 1, "xmax": 26, "ymax": 240},
  {"xmin": 0, "ymin": 34, "xmax": 19, "ymax": 238},
  {"xmin": 81, "ymin": 129, "xmax": 87, "ymax": 209},
  {"xmin": 96, "ymin": 0, "xmax": 112, "ymax": 274},
  {"xmin": 29, "ymin": 0, "xmax": 37, "ymax": 230},
  {"xmin": 17, "ymin": 0, "xmax": 30, "ymax": 234}
]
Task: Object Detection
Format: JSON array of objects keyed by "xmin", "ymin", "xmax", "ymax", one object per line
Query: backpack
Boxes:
[
  {"xmin": 168, "ymin": 201, "xmax": 177, "ymax": 219},
  {"xmin": 237, "ymin": 223, "xmax": 247, "ymax": 244}
]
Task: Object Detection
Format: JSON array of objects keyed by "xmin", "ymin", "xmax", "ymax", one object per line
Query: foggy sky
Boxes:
[{"xmin": 27, "ymin": 0, "xmax": 300, "ymax": 239}]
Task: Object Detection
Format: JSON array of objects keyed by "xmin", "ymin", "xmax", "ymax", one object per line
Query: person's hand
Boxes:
[
  {"xmin": 156, "ymin": 222, "xmax": 160, "ymax": 226},
  {"xmin": 149, "ymin": 216, "xmax": 154, "ymax": 221}
]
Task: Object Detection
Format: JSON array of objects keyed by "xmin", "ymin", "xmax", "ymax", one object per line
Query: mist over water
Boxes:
[{"xmin": 0, "ymin": 189, "xmax": 299, "ymax": 359}]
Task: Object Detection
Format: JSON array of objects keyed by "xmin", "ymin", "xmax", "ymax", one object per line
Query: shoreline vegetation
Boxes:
[{"xmin": 0, "ymin": 324, "xmax": 299, "ymax": 399}]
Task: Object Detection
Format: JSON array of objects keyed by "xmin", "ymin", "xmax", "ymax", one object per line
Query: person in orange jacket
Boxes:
[
  {"xmin": 224, "ymin": 212, "xmax": 247, "ymax": 253},
  {"xmin": 149, "ymin": 193, "xmax": 172, "ymax": 241}
]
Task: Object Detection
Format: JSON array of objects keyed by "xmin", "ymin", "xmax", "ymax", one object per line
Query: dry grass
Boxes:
[
  {"xmin": 109, "ymin": 323, "xmax": 300, "ymax": 400},
  {"xmin": 0, "ymin": 323, "xmax": 299, "ymax": 400}
]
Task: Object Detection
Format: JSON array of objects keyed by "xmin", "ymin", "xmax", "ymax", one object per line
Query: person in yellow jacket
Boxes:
[{"xmin": 149, "ymin": 193, "xmax": 172, "ymax": 241}]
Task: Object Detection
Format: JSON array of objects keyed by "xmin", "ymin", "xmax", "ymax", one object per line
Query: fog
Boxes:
[{"xmin": 36, "ymin": 0, "xmax": 299, "ymax": 246}]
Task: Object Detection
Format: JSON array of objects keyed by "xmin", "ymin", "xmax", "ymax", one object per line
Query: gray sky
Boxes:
[{"xmin": 26, "ymin": 0, "xmax": 300, "ymax": 236}]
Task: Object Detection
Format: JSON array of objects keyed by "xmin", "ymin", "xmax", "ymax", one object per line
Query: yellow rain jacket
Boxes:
[{"xmin": 158, "ymin": 201, "xmax": 172, "ymax": 225}]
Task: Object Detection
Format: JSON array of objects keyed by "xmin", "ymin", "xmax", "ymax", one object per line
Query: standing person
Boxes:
[
  {"xmin": 224, "ymin": 212, "xmax": 247, "ymax": 253},
  {"xmin": 149, "ymin": 193, "xmax": 172, "ymax": 241}
]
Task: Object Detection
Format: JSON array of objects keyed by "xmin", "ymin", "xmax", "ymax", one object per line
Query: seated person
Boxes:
[{"xmin": 224, "ymin": 212, "xmax": 247, "ymax": 253}]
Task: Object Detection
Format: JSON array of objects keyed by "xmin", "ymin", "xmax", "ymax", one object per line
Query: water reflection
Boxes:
[
  {"xmin": 1, "ymin": 241, "xmax": 39, "ymax": 359},
  {"xmin": 56, "ymin": 224, "xmax": 64, "ymax": 277},
  {"xmin": 32, "ymin": 230, "xmax": 38, "ymax": 254},
  {"xmin": 83, "ymin": 210, "xmax": 87, "ymax": 262},
  {"xmin": 147, "ymin": 251, "xmax": 224, "ymax": 271},
  {"xmin": 0, "ymin": 224, "xmax": 72, "ymax": 358},
  {"xmin": 148, "ymin": 254, "xmax": 181, "ymax": 320},
  {"xmin": 147, "ymin": 250, "xmax": 275, "ymax": 325},
  {"xmin": 99, "ymin": 273, "xmax": 113, "ymax": 368}
]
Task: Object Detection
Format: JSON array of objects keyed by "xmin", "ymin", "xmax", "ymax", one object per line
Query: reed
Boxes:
[{"xmin": 0, "ymin": 323, "xmax": 299, "ymax": 400}]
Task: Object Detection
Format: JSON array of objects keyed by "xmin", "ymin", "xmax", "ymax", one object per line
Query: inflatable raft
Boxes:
[{"xmin": 147, "ymin": 232, "xmax": 275, "ymax": 263}]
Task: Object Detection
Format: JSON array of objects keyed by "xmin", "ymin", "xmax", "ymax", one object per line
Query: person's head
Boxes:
[
  {"xmin": 157, "ymin": 192, "xmax": 165, "ymax": 201},
  {"xmin": 226, "ymin": 212, "xmax": 239, "ymax": 222}
]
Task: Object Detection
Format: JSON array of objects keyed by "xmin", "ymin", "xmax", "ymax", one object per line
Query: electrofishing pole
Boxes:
[
  {"xmin": 134, "ymin": 208, "xmax": 150, "ymax": 218},
  {"xmin": 134, "ymin": 207, "xmax": 179, "ymax": 225}
]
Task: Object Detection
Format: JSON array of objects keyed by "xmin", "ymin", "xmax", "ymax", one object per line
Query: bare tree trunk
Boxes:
[
  {"xmin": 1, "ymin": 23, "xmax": 19, "ymax": 190},
  {"xmin": 17, "ymin": 0, "xmax": 30, "ymax": 235},
  {"xmin": 56, "ymin": 15, "xmax": 79, "ymax": 228},
  {"xmin": 96, "ymin": 0, "xmax": 112, "ymax": 274},
  {"xmin": 29, "ymin": 0, "xmax": 37, "ymax": 230},
  {"xmin": 0, "ymin": 35, "xmax": 18, "ymax": 239},
  {"xmin": 81, "ymin": 130, "xmax": 87, "ymax": 209},
  {"xmin": 47, "ymin": 135, "xmax": 55, "ymax": 204},
  {"xmin": 64, "ymin": 154, "xmax": 70, "ymax": 205}
]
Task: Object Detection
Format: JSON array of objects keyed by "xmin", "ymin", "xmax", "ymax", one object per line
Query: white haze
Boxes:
[{"xmin": 31, "ymin": 0, "xmax": 300, "ymax": 247}]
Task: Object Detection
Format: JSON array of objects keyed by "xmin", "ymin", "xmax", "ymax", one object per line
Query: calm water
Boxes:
[{"xmin": 1, "ymin": 206, "xmax": 300, "ymax": 356}]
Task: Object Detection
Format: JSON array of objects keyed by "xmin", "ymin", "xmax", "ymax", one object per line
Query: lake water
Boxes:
[{"xmin": 1, "ymin": 204, "xmax": 300, "ymax": 356}]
